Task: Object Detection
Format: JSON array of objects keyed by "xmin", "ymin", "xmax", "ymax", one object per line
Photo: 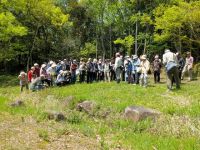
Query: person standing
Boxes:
[
  {"xmin": 131, "ymin": 55, "xmax": 141, "ymax": 85},
  {"xmin": 104, "ymin": 59, "xmax": 111, "ymax": 82},
  {"xmin": 86, "ymin": 58, "xmax": 93, "ymax": 83},
  {"xmin": 163, "ymin": 49, "xmax": 180, "ymax": 90},
  {"xmin": 92, "ymin": 59, "xmax": 98, "ymax": 82},
  {"xmin": 139, "ymin": 55, "xmax": 150, "ymax": 87},
  {"xmin": 153, "ymin": 55, "xmax": 162, "ymax": 83},
  {"xmin": 114, "ymin": 52, "xmax": 123, "ymax": 84},
  {"xmin": 33, "ymin": 63, "xmax": 40, "ymax": 77},
  {"xmin": 28, "ymin": 67, "xmax": 35, "ymax": 83},
  {"xmin": 181, "ymin": 51, "xmax": 194, "ymax": 81},
  {"xmin": 70, "ymin": 60, "xmax": 78, "ymax": 84},
  {"xmin": 176, "ymin": 53, "xmax": 185, "ymax": 80},
  {"xmin": 110, "ymin": 58, "xmax": 116, "ymax": 81},
  {"xmin": 18, "ymin": 71, "xmax": 28, "ymax": 92},
  {"xmin": 79, "ymin": 58, "xmax": 86, "ymax": 83},
  {"xmin": 98, "ymin": 59, "xmax": 104, "ymax": 81}
]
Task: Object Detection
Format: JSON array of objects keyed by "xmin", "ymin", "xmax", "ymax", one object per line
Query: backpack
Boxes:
[{"xmin": 165, "ymin": 62, "xmax": 177, "ymax": 72}]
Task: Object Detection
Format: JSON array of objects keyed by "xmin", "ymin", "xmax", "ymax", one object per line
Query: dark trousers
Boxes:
[
  {"xmin": 167, "ymin": 67, "xmax": 180, "ymax": 90},
  {"xmin": 71, "ymin": 71, "xmax": 76, "ymax": 84},
  {"xmin": 110, "ymin": 70, "xmax": 116, "ymax": 81},
  {"xmin": 154, "ymin": 71, "xmax": 160, "ymax": 83},
  {"xmin": 133, "ymin": 72, "xmax": 140, "ymax": 84},
  {"xmin": 98, "ymin": 72, "xmax": 104, "ymax": 81},
  {"xmin": 79, "ymin": 70, "xmax": 86, "ymax": 83},
  {"xmin": 92, "ymin": 72, "xmax": 97, "ymax": 82},
  {"xmin": 87, "ymin": 71, "xmax": 93, "ymax": 83}
]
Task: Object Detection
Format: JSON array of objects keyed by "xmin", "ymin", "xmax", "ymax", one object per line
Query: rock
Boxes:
[
  {"xmin": 10, "ymin": 100, "xmax": 24, "ymax": 107},
  {"xmin": 47, "ymin": 111, "xmax": 65, "ymax": 121},
  {"xmin": 76, "ymin": 101, "xmax": 95, "ymax": 114},
  {"xmin": 124, "ymin": 106, "xmax": 160, "ymax": 122}
]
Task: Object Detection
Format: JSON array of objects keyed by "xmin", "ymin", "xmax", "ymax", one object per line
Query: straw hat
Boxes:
[
  {"xmin": 141, "ymin": 55, "xmax": 147, "ymax": 60},
  {"xmin": 132, "ymin": 55, "xmax": 138, "ymax": 59},
  {"xmin": 115, "ymin": 52, "xmax": 120, "ymax": 57},
  {"xmin": 51, "ymin": 63, "xmax": 57, "ymax": 68},
  {"xmin": 41, "ymin": 64, "xmax": 46, "ymax": 68},
  {"xmin": 49, "ymin": 61, "xmax": 54, "ymax": 65},
  {"xmin": 155, "ymin": 55, "xmax": 159, "ymax": 59},
  {"xmin": 165, "ymin": 49, "xmax": 170, "ymax": 53},
  {"xmin": 186, "ymin": 51, "xmax": 191, "ymax": 55},
  {"xmin": 31, "ymin": 66, "xmax": 35, "ymax": 70},
  {"xmin": 59, "ymin": 70, "xmax": 64, "ymax": 74},
  {"xmin": 20, "ymin": 71, "xmax": 26, "ymax": 76},
  {"xmin": 34, "ymin": 63, "xmax": 39, "ymax": 66}
]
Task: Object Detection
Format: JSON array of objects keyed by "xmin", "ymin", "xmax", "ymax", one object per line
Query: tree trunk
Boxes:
[
  {"xmin": 135, "ymin": 20, "xmax": 138, "ymax": 55},
  {"xmin": 109, "ymin": 24, "xmax": 112, "ymax": 58},
  {"xmin": 143, "ymin": 38, "xmax": 147, "ymax": 54},
  {"xmin": 27, "ymin": 25, "xmax": 39, "ymax": 72},
  {"xmin": 179, "ymin": 28, "xmax": 182, "ymax": 53}
]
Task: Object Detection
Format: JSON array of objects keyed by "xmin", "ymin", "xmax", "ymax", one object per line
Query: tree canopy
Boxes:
[{"xmin": 0, "ymin": 0, "xmax": 200, "ymax": 71}]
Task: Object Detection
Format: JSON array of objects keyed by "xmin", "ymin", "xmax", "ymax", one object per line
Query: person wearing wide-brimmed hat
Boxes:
[
  {"xmin": 114, "ymin": 52, "xmax": 123, "ymax": 83},
  {"xmin": 47, "ymin": 63, "xmax": 57, "ymax": 86},
  {"xmin": 124, "ymin": 56, "xmax": 132, "ymax": 83},
  {"xmin": 28, "ymin": 66, "xmax": 35, "ymax": 83},
  {"xmin": 40, "ymin": 64, "xmax": 51, "ymax": 86},
  {"xmin": 92, "ymin": 59, "xmax": 98, "ymax": 82},
  {"xmin": 104, "ymin": 59, "xmax": 111, "ymax": 82},
  {"xmin": 86, "ymin": 58, "xmax": 93, "ymax": 83},
  {"xmin": 163, "ymin": 49, "xmax": 180, "ymax": 90},
  {"xmin": 131, "ymin": 55, "xmax": 140, "ymax": 84},
  {"xmin": 33, "ymin": 63, "xmax": 40, "ymax": 77},
  {"xmin": 18, "ymin": 71, "xmax": 28, "ymax": 92},
  {"xmin": 139, "ymin": 55, "xmax": 150, "ymax": 87},
  {"xmin": 29, "ymin": 75, "xmax": 46, "ymax": 91},
  {"xmin": 70, "ymin": 59, "xmax": 78, "ymax": 84},
  {"xmin": 79, "ymin": 58, "xmax": 86, "ymax": 83},
  {"xmin": 153, "ymin": 55, "xmax": 162, "ymax": 83},
  {"xmin": 98, "ymin": 59, "xmax": 104, "ymax": 81},
  {"xmin": 181, "ymin": 51, "xmax": 193, "ymax": 81}
]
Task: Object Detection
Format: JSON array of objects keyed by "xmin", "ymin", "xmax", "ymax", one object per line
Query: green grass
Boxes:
[{"xmin": 0, "ymin": 75, "xmax": 200, "ymax": 149}]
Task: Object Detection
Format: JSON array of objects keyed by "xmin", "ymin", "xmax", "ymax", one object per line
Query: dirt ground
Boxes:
[{"xmin": 0, "ymin": 112, "xmax": 100, "ymax": 150}]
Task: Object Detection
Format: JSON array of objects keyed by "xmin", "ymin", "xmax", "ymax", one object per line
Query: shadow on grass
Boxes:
[{"xmin": 0, "ymin": 74, "xmax": 18, "ymax": 87}]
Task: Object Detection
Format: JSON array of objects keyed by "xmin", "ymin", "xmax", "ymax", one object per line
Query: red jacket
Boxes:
[{"xmin": 28, "ymin": 70, "xmax": 33, "ymax": 82}]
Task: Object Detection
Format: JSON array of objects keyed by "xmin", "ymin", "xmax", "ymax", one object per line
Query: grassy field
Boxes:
[{"xmin": 0, "ymin": 74, "xmax": 200, "ymax": 150}]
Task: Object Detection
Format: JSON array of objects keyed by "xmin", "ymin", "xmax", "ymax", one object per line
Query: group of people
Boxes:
[{"xmin": 18, "ymin": 50, "xmax": 194, "ymax": 92}]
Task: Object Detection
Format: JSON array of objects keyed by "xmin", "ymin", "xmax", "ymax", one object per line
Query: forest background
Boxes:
[{"xmin": 0, "ymin": 0, "xmax": 200, "ymax": 72}]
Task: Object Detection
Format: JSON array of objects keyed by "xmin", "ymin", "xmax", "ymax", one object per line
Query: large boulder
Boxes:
[
  {"xmin": 47, "ymin": 111, "xmax": 65, "ymax": 121},
  {"xmin": 76, "ymin": 101, "xmax": 95, "ymax": 114},
  {"xmin": 125, "ymin": 106, "xmax": 160, "ymax": 122},
  {"xmin": 10, "ymin": 100, "xmax": 24, "ymax": 107}
]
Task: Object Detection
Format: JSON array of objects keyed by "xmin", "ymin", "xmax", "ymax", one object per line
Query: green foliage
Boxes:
[
  {"xmin": 80, "ymin": 42, "xmax": 96, "ymax": 58},
  {"xmin": 114, "ymin": 35, "xmax": 134, "ymax": 55}
]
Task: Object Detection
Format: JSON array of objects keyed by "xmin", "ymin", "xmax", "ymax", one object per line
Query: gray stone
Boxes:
[
  {"xmin": 10, "ymin": 100, "xmax": 24, "ymax": 107},
  {"xmin": 77, "ymin": 101, "xmax": 95, "ymax": 114},
  {"xmin": 47, "ymin": 111, "xmax": 65, "ymax": 121},
  {"xmin": 125, "ymin": 106, "xmax": 160, "ymax": 122}
]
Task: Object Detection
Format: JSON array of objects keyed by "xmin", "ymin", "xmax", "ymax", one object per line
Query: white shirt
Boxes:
[
  {"xmin": 114, "ymin": 57, "xmax": 123, "ymax": 69},
  {"xmin": 163, "ymin": 51, "xmax": 178, "ymax": 65}
]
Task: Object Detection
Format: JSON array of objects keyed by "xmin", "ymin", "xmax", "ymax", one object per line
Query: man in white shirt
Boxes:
[{"xmin": 163, "ymin": 49, "xmax": 180, "ymax": 90}]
